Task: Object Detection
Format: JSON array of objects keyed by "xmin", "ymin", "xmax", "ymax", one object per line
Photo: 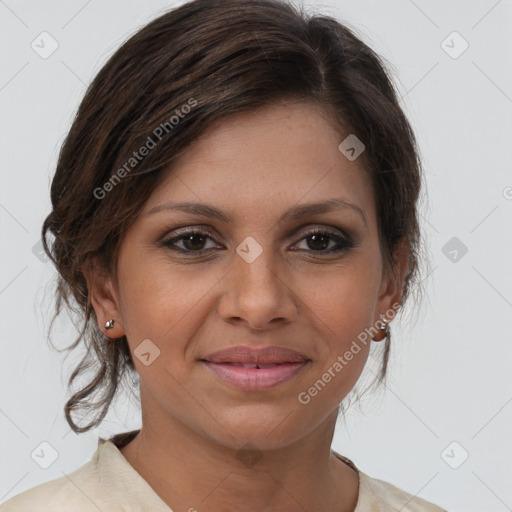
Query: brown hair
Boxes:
[{"xmin": 42, "ymin": 0, "xmax": 424, "ymax": 433}]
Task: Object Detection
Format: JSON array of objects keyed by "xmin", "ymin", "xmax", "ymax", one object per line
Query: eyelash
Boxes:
[{"xmin": 160, "ymin": 226, "xmax": 356, "ymax": 256}]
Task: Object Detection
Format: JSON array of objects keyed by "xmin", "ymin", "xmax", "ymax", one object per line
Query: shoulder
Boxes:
[
  {"xmin": 357, "ymin": 470, "xmax": 448, "ymax": 512},
  {"xmin": 0, "ymin": 459, "xmax": 113, "ymax": 512}
]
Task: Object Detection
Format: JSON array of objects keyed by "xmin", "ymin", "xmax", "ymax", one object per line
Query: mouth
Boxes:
[
  {"xmin": 216, "ymin": 362, "xmax": 292, "ymax": 369},
  {"xmin": 200, "ymin": 344, "xmax": 311, "ymax": 391},
  {"xmin": 200, "ymin": 359, "xmax": 310, "ymax": 391}
]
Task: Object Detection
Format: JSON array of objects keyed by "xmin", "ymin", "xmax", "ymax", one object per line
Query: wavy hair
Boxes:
[{"xmin": 42, "ymin": 0, "xmax": 424, "ymax": 433}]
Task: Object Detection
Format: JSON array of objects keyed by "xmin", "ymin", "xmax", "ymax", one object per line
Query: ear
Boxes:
[
  {"xmin": 375, "ymin": 238, "xmax": 410, "ymax": 322},
  {"xmin": 81, "ymin": 255, "xmax": 124, "ymax": 338}
]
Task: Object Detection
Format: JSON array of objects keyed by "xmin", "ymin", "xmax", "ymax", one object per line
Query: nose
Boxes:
[{"xmin": 217, "ymin": 247, "xmax": 298, "ymax": 330}]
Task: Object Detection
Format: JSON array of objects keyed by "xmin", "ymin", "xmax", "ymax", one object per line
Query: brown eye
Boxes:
[
  {"xmin": 161, "ymin": 228, "xmax": 222, "ymax": 253},
  {"xmin": 291, "ymin": 228, "xmax": 355, "ymax": 254},
  {"xmin": 305, "ymin": 233, "xmax": 331, "ymax": 251},
  {"xmin": 181, "ymin": 233, "xmax": 208, "ymax": 251}
]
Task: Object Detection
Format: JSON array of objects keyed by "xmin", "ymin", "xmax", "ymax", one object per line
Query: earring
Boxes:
[
  {"xmin": 372, "ymin": 317, "xmax": 389, "ymax": 342},
  {"xmin": 105, "ymin": 319, "xmax": 115, "ymax": 330}
]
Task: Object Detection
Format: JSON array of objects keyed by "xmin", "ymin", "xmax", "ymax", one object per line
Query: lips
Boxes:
[
  {"xmin": 202, "ymin": 345, "xmax": 309, "ymax": 365},
  {"xmin": 200, "ymin": 345, "xmax": 310, "ymax": 391},
  {"xmin": 222, "ymin": 362, "xmax": 283, "ymax": 369}
]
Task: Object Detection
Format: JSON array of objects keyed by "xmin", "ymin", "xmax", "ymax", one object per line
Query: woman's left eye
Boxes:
[
  {"xmin": 291, "ymin": 228, "xmax": 354, "ymax": 254},
  {"xmin": 161, "ymin": 227, "xmax": 354, "ymax": 255}
]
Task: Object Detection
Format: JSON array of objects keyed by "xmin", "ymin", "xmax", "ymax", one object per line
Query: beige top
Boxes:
[{"xmin": 0, "ymin": 431, "xmax": 447, "ymax": 511}]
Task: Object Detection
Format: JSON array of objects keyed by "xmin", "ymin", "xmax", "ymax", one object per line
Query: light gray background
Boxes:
[{"xmin": 1, "ymin": 1, "xmax": 511, "ymax": 511}]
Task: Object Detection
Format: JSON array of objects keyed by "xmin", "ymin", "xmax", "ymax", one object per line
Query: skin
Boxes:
[{"xmin": 84, "ymin": 100, "xmax": 408, "ymax": 512}]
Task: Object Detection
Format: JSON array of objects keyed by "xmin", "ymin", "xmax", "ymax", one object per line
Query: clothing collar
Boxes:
[{"xmin": 96, "ymin": 431, "xmax": 172, "ymax": 511}]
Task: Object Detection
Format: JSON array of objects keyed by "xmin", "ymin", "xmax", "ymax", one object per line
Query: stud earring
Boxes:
[
  {"xmin": 105, "ymin": 319, "xmax": 115, "ymax": 330},
  {"xmin": 372, "ymin": 317, "xmax": 389, "ymax": 342}
]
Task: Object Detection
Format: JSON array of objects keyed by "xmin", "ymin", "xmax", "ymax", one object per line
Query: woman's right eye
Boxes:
[{"xmin": 161, "ymin": 228, "xmax": 223, "ymax": 254}]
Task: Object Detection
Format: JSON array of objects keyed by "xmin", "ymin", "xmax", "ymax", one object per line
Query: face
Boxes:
[{"xmin": 89, "ymin": 100, "xmax": 405, "ymax": 451}]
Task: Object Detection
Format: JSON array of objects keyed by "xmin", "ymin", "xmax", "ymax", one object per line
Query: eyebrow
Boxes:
[{"xmin": 146, "ymin": 198, "xmax": 367, "ymax": 227}]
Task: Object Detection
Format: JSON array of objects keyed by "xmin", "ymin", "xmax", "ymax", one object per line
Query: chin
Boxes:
[{"xmin": 206, "ymin": 407, "xmax": 308, "ymax": 452}]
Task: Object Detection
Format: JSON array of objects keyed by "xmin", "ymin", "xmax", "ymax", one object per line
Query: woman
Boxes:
[{"xmin": 0, "ymin": 0, "xmax": 448, "ymax": 510}]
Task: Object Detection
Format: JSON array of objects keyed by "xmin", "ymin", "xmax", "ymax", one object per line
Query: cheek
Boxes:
[
  {"xmin": 296, "ymin": 255, "xmax": 381, "ymax": 395},
  {"xmin": 302, "ymin": 256, "xmax": 382, "ymax": 339},
  {"xmin": 117, "ymin": 255, "xmax": 221, "ymax": 358}
]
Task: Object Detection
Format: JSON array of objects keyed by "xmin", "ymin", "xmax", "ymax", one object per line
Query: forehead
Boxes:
[{"xmin": 142, "ymin": 101, "xmax": 375, "ymax": 226}]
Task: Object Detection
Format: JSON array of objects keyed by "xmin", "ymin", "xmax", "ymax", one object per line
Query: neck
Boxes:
[{"xmin": 119, "ymin": 408, "xmax": 359, "ymax": 512}]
